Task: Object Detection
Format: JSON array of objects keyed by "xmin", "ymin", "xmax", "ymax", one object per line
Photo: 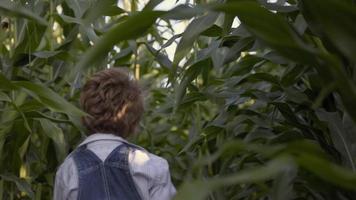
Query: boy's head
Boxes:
[{"xmin": 80, "ymin": 68, "xmax": 144, "ymax": 138}]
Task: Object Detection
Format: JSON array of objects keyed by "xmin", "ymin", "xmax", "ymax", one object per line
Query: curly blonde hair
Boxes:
[{"xmin": 80, "ymin": 68, "xmax": 144, "ymax": 138}]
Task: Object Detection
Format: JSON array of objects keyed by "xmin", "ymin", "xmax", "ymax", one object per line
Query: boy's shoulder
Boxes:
[
  {"xmin": 130, "ymin": 146, "xmax": 168, "ymax": 164},
  {"xmin": 126, "ymin": 141, "xmax": 168, "ymax": 165},
  {"xmin": 56, "ymin": 141, "xmax": 171, "ymax": 185},
  {"xmin": 55, "ymin": 151, "xmax": 78, "ymax": 191},
  {"xmin": 129, "ymin": 146, "xmax": 171, "ymax": 183}
]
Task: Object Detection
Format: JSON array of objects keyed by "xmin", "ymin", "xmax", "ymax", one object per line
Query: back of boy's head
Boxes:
[{"xmin": 80, "ymin": 68, "xmax": 143, "ymax": 138}]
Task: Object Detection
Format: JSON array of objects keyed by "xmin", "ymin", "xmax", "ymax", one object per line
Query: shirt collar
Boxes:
[{"xmin": 78, "ymin": 133, "xmax": 145, "ymax": 151}]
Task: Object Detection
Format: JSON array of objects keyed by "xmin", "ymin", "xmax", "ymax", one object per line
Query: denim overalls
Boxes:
[{"xmin": 72, "ymin": 143, "xmax": 142, "ymax": 200}]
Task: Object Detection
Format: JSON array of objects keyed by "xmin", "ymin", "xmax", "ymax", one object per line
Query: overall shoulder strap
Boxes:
[
  {"xmin": 104, "ymin": 143, "xmax": 131, "ymax": 164},
  {"xmin": 104, "ymin": 143, "xmax": 143, "ymax": 200},
  {"xmin": 72, "ymin": 145, "xmax": 102, "ymax": 172}
]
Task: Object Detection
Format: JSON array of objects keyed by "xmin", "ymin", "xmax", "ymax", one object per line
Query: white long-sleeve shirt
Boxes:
[{"xmin": 53, "ymin": 133, "xmax": 176, "ymax": 200}]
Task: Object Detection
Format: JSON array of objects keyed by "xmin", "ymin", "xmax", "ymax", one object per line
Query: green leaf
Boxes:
[
  {"xmin": 32, "ymin": 50, "xmax": 62, "ymax": 58},
  {"xmin": 300, "ymin": 0, "xmax": 356, "ymax": 63},
  {"xmin": 319, "ymin": 54, "xmax": 356, "ymax": 125},
  {"xmin": 83, "ymin": 0, "xmax": 125, "ymax": 22},
  {"xmin": 58, "ymin": 14, "xmax": 84, "ymax": 25},
  {"xmin": 38, "ymin": 118, "xmax": 67, "ymax": 163},
  {"xmin": 271, "ymin": 102, "xmax": 299, "ymax": 123},
  {"xmin": 296, "ymin": 153, "xmax": 356, "ymax": 190},
  {"xmin": 24, "ymin": 111, "xmax": 71, "ymax": 124},
  {"xmin": 0, "ymin": 92, "xmax": 10, "ymax": 102},
  {"xmin": 14, "ymin": 81, "xmax": 85, "ymax": 117},
  {"xmin": 270, "ymin": 162, "xmax": 297, "ymax": 200},
  {"xmin": 223, "ymin": 37, "xmax": 254, "ymax": 65},
  {"xmin": 175, "ymin": 59, "xmax": 211, "ymax": 107},
  {"xmin": 72, "ymin": 10, "xmax": 165, "ymax": 78},
  {"xmin": 162, "ymin": 4, "xmax": 204, "ymax": 20},
  {"xmin": 173, "ymin": 12, "xmax": 219, "ymax": 65},
  {"xmin": 0, "ymin": 73, "xmax": 17, "ymax": 90},
  {"xmin": 160, "ymin": 34, "xmax": 182, "ymax": 50},
  {"xmin": 260, "ymin": 1, "xmax": 298, "ymax": 13},
  {"xmin": 212, "ymin": 2, "xmax": 316, "ymax": 64},
  {"xmin": 246, "ymin": 73, "xmax": 280, "ymax": 86},
  {"xmin": 175, "ymin": 156, "xmax": 295, "ymax": 200},
  {"xmin": 201, "ymin": 24, "xmax": 223, "ymax": 37},
  {"xmin": 143, "ymin": 0, "xmax": 163, "ymax": 11},
  {"xmin": 0, "ymin": 174, "xmax": 34, "ymax": 199},
  {"xmin": 228, "ymin": 55, "xmax": 263, "ymax": 76},
  {"xmin": 18, "ymin": 136, "xmax": 30, "ymax": 160},
  {"xmin": 0, "ymin": 0, "xmax": 48, "ymax": 26},
  {"xmin": 316, "ymin": 110, "xmax": 356, "ymax": 171},
  {"xmin": 144, "ymin": 43, "xmax": 172, "ymax": 69},
  {"xmin": 65, "ymin": 0, "xmax": 91, "ymax": 18},
  {"xmin": 281, "ymin": 65, "xmax": 307, "ymax": 87}
]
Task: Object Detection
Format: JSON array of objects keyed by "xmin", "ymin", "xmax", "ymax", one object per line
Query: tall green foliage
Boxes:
[{"xmin": 1, "ymin": 0, "xmax": 356, "ymax": 199}]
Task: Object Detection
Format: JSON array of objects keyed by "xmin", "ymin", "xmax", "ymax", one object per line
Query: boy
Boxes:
[{"xmin": 53, "ymin": 68, "xmax": 176, "ymax": 200}]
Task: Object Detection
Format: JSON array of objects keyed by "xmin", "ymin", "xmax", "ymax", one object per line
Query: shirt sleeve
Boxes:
[
  {"xmin": 149, "ymin": 157, "xmax": 176, "ymax": 200},
  {"xmin": 53, "ymin": 157, "xmax": 79, "ymax": 200},
  {"xmin": 129, "ymin": 149, "xmax": 177, "ymax": 200},
  {"xmin": 53, "ymin": 168, "xmax": 65, "ymax": 200}
]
